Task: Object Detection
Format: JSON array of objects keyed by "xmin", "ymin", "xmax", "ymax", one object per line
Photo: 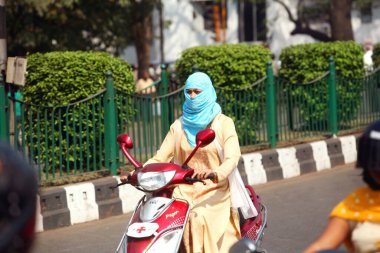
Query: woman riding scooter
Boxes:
[{"xmin": 122, "ymin": 71, "xmax": 257, "ymax": 253}]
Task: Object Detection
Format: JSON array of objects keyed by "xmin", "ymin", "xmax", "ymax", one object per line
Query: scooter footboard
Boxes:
[{"xmin": 116, "ymin": 198, "xmax": 190, "ymax": 253}]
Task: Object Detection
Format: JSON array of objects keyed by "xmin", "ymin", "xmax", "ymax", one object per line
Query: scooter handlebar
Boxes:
[
  {"xmin": 111, "ymin": 174, "xmax": 132, "ymax": 189},
  {"xmin": 112, "ymin": 171, "xmax": 216, "ymax": 188},
  {"xmin": 185, "ymin": 172, "xmax": 216, "ymax": 184}
]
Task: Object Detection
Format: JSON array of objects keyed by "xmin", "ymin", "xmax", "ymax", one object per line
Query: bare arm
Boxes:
[{"xmin": 302, "ymin": 217, "xmax": 351, "ymax": 253}]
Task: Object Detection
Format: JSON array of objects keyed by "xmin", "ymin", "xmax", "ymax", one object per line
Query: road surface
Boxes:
[{"xmin": 31, "ymin": 163, "xmax": 364, "ymax": 253}]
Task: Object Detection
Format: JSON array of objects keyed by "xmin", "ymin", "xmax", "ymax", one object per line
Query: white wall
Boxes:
[
  {"xmin": 122, "ymin": 0, "xmax": 238, "ymax": 66},
  {"xmin": 122, "ymin": 0, "xmax": 380, "ymax": 65},
  {"xmin": 267, "ymin": 0, "xmax": 322, "ymax": 58},
  {"xmin": 267, "ymin": 0, "xmax": 380, "ymax": 58},
  {"xmin": 352, "ymin": 1, "xmax": 380, "ymax": 44}
]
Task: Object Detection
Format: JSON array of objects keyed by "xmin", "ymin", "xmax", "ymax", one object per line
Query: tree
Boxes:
[
  {"xmin": 7, "ymin": 0, "xmax": 131, "ymax": 56},
  {"xmin": 0, "ymin": 0, "xmax": 6, "ymax": 73},
  {"xmin": 6, "ymin": 0, "xmax": 158, "ymax": 79},
  {"xmin": 273, "ymin": 0, "xmax": 357, "ymax": 41},
  {"xmin": 127, "ymin": 0, "xmax": 159, "ymax": 79}
]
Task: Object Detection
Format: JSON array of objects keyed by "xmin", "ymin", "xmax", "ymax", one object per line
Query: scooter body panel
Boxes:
[{"xmin": 117, "ymin": 197, "xmax": 190, "ymax": 253}]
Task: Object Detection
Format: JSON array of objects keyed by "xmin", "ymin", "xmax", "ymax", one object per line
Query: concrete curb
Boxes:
[{"xmin": 35, "ymin": 135, "xmax": 359, "ymax": 232}]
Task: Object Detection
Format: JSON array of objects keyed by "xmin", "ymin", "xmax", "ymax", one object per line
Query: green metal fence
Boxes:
[
  {"xmin": 336, "ymin": 68, "xmax": 380, "ymax": 131},
  {"xmin": 275, "ymin": 72, "xmax": 331, "ymax": 142},
  {"xmin": 217, "ymin": 76, "xmax": 269, "ymax": 147},
  {"xmin": 11, "ymin": 88, "xmax": 107, "ymax": 181},
  {"xmin": 1, "ymin": 59, "xmax": 380, "ymax": 183},
  {"xmin": 115, "ymin": 86, "xmax": 185, "ymax": 164}
]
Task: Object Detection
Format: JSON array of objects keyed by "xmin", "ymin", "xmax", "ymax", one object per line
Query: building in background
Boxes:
[
  {"xmin": 122, "ymin": 0, "xmax": 239, "ymax": 66},
  {"xmin": 122, "ymin": 0, "xmax": 380, "ymax": 66},
  {"xmin": 267, "ymin": 0, "xmax": 380, "ymax": 58}
]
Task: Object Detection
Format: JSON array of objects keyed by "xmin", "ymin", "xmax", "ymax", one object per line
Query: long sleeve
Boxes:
[{"xmin": 214, "ymin": 115, "xmax": 241, "ymax": 181}]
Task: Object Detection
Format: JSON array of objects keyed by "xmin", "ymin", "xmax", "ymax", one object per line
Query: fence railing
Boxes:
[{"xmin": 1, "ymin": 60, "xmax": 379, "ymax": 183}]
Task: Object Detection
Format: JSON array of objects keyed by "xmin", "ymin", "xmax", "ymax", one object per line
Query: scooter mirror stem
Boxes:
[
  {"xmin": 181, "ymin": 129, "xmax": 215, "ymax": 167},
  {"xmin": 182, "ymin": 145, "xmax": 201, "ymax": 167},
  {"xmin": 120, "ymin": 145, "xmax": 143, "ymax": 168},
  {"xmin": 117, "ymin": 134, "xmax": 143, "ymax": 168}
]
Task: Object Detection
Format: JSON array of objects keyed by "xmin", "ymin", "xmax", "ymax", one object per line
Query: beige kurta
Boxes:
[{"xmin": 145, "ymin": 113, "xmax": 241, "ymax": 253}]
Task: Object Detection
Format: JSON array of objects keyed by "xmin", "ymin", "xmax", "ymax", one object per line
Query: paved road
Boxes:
[{"xmin": 31, "ymin": 163, "xmax": 365, "ymax": 253}]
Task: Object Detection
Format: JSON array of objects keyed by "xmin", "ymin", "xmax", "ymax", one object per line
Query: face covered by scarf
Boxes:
[{"xmin": 182, "ymin": 72, "xmax": 221, "ymax": 147}]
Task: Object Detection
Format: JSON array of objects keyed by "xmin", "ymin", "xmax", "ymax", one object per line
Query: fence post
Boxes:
[
  {"xmin": 0, "ymin": 75, "xmax": 9, "ymax": 143},
  {"xmin": 266, "ymin": 61, "xmax": 277, "ymax": 148},
  {"xmin": 328, "ymin": 57, "xmax": 338, "ymax": 135},
  {"xmin": 160, "ymin": 64, "xmax": 170, "ymax": 139},
  {"xmin": 104, "ymin": 71, "xmax": 118, "ymax": 175}
]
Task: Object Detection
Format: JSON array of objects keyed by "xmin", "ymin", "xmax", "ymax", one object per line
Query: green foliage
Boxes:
[
  {"xmin": 279, "ymin": 41, "xmax": 365, "ymax": 128},
  {"xmin": 7, "ymin": 0, "xmax": 132, "ymax": 56},
  {"xmin": 23, "ymin": 51, "xmax": 134, "ymax": 105},
  {"xmin": 175, "ymin": 44, "xmax": 271, "ymax": 143},
  {"xmin": 280, "ymin": 41, "xmax": 364, "ymax": 82},
  {"xmin": 175, "ymin": 44, "xmax": 271, "ymax": 89},
  {"xmin": 373, "ymin": 43, "xmax": 380, "ymax": 69},
  {"xmin": 21, "ymin": 51, "xmax": 134, "ymax": 174}
]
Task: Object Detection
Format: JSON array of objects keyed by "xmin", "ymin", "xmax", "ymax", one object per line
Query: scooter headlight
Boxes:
[
  {"xmin": 137, "ymin": 171, "xmax": 176, "ymax": 191},
  {"xmin": 146, "ymin": 229, "xmax": 182, "ymax": 253}
]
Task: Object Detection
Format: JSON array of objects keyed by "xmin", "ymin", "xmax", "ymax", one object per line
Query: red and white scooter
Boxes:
[{"xmin": 114, "ymin": 129, "xmax": 267, "ymax": 253}]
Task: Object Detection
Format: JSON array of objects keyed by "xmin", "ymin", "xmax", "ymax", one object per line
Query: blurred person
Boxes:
[
  {"xmin": 148, "ymin": 64, "xmax": 156, "ymax": 80},
  {"xmin": 363, "ymin": 39, "xmax": 374, "ymax": 73},
  {"xmin": 136, "ymin": 70, "xmax": 156, "ymax": 94},
  {"xmin": 303, "ymin": 119, "xmax": 380, "ymax": 253},
  {"xmin": 0, "ymin": 142, "xmax": 38, "ymax": 253},
  {"xmin": 155, "ymin": 64, "xmax": 162, "ymax": 79},
  {"xmin": 271, "ymin": 53, "xmax": 280, "ymax": 76}
]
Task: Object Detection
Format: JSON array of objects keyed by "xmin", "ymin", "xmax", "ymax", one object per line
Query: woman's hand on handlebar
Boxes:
[
  {"xmin": 120, "ymin": 170, "xmax": 134, "ymax": 183},
  {"xmin": 191, "ymin": 168, "xmax": 218, "ymax": 183}
]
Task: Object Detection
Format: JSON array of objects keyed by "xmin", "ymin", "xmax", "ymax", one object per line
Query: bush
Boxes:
[
  {"xmin": 279, "ymin": 41, "xmax": 365, "ymax": 128},
  {"xmin": 21, "ymin": 51, "xmax": 134, "ymax": 174},
  {"xmin": 175, "ymin": 44, "xmax": 271, "ymax": 89},
  {"xmin": 23, "ymin": 51, "xmax": 134, "ymax": 105},
  {"xmin": 175, "ymin": 44, "xmax": 271, "ymax": 144}
]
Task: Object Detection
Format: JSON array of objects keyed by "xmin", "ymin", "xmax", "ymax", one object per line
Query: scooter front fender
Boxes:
[{"xmin": 116, "ymin": 197, "xmax": 190, "ymax": 253}]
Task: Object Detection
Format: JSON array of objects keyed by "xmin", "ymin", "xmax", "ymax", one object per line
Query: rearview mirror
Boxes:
[
  {"xmin": 196, "ymin": 129, "xmax": 215, "ymax": 147},
  {"xmin": 117, "ymin": 134, "xmax": 142, "ymax": 169},
  {"xmin": 117, "ymin": 134, "xmax": 134, "ymax": 149}
]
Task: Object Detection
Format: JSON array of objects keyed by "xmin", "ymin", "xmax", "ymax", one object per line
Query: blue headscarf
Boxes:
[{"xmin": 182, "ymin": 72, "xmax": 221, "ymax": 147}]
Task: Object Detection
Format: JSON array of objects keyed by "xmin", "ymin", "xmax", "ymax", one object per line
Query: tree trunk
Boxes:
[
  {"xmin": 330, "ymin": 0, "xmax": 354, "ymax": 40},
  {"xmin": 0, "ymin": 0, "xmax": 6, "ymax": 73},
  {"xmin": 133, "ymin": 15, "xmax": 152, "ymax": 80},
  {"xmin": 131, "ymin": 0, "xmax": 155, "ymax": 80}
]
